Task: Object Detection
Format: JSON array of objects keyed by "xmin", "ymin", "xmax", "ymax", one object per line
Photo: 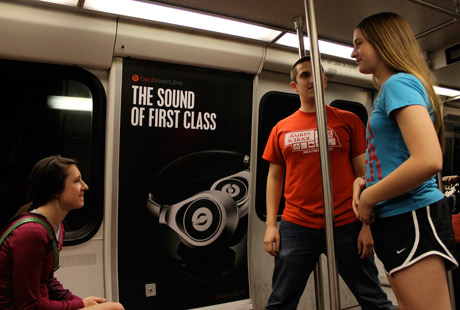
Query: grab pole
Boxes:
[
  {"xmin": 303, "ymin": 0, "xmax": 341, "ymax": 308},
  {"xmin": 437, "ymin": 171, "xmax": 456, "ymax": 310},
  {"xmin": 294, "ymin": 16, "xmax": 325, "ymax": 310}
]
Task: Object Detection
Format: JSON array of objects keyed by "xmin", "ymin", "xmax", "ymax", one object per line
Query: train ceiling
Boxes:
[{"xmin": 152, "ymin": 0, "xmax": 460, "ymax": 55}]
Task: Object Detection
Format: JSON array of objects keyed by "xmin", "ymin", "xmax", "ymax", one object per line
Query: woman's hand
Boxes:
[
  {"xmin": 352, "ymin": 176, "xmax": 366, "ymax": 218},
  {"xmin": 357, "ymin": 188, "xmax": 375, "ymax": 225},
  {"xmin": 83, "ymin": 296, "xmax": 106, "ymax": 307},
  {"xmin": 81, "ymin": 299, "xmax": 125, "ymax": 310}
]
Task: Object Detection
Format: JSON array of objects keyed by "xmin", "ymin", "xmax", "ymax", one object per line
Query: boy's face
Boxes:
[{"xmin": 290, "ymin": 61, "xmax": 327, "ymax": 100}]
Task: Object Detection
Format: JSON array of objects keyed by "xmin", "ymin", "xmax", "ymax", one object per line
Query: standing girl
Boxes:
[
  {"xmin": 351, "ymin": 12, "xmax": 458, "ymax": 310},
  {"xmin": 0, "ymin": 155, "xmax": 124, "ymax": 310}
]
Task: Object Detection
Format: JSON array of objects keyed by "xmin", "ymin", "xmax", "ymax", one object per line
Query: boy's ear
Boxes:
[{"xmin": 290, "ymin": 81, "xmax": 298, "ymax": 92}]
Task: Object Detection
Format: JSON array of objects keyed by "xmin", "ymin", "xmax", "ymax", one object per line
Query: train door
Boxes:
[{"xmin": 248, "ymin": 58, "xmax": 395, "ymax": 309}]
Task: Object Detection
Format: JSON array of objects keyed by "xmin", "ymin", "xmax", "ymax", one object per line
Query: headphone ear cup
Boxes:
[
  {"xmin": 174, "ymin": 190, "xmax": 239, "ymax": 248},
  {"xmin": 211, "ymin": 170, "xmax": 250, "ymax": 217}
]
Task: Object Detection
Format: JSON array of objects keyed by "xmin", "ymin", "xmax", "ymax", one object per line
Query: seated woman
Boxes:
[{"xmin": 0, "ymin": 155, "xmax": 124, "ymax": 310}]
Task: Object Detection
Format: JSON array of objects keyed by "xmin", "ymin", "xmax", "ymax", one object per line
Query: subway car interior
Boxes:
[{"xmin": 1, "ymin": 0, "xmax": 460, "ymax": 309}]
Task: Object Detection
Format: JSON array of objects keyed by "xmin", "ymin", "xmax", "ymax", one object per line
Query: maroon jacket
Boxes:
[{"xmin": 0, "ymin": 212, "xmax": 84, "ymax": 310}]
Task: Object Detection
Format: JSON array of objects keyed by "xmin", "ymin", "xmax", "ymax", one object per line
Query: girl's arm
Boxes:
[
  {"xmin": 11, "ymin": 224, "xmax": 84, "ymax": 310},
  {"xmin": 358, "ymin": 104, "xmax": 442, "ymax": 223}
]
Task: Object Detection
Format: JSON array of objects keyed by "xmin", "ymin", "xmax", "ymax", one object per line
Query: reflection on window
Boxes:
[
  {"xmin": 0, "ymin": 59, "xmax": 105, "ymax": 245},
  {"xmin": 47, "ymin": 95, "xmax": 93, "ymax": 111}
]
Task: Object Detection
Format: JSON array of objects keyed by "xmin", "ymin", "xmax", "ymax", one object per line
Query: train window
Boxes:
[
  {"xmin": 256, "ymin": 91, "xmax": 300, "ymax": 221},
  {"xmin": 0, "ymin": 59, "xmax": 105, "ymax": 245},
  {"xmin": 443, "ymin": 114, "xmax": 460, "ymax": 177}
]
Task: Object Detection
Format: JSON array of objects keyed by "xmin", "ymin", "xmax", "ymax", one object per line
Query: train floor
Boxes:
[{"xmin": 343, "ymin": 284, "xmax": 399, "ymax": 310}]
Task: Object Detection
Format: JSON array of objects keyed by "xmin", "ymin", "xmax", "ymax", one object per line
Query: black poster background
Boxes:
[{"xmin": 118, "ymin": 58, "xmax": 253, "ymax": 309}]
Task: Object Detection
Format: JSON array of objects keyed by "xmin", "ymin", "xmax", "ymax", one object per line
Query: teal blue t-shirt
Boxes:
[{"xmin": 366, "ymin": 73, "xmax": 443, "ymax": 218}]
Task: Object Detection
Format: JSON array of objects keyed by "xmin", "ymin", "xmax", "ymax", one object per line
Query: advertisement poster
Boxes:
[{"xmin": 118, "ymin": 58, "xmax": 253, "ymax": 309}]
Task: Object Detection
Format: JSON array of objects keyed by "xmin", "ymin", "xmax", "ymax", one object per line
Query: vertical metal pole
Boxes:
[
  {"xmin": 294, "ymin": 17, "xmax": 325, "ymax": 310},
  {"xmin": 294, "ymin": 17, "xmax": 306, "ymax": 58},
  {"xmin": 313, "ymin": 258, "xmax": 326, "ymax": 310},
  {"xmin": 303, "ymin": 0, "xmax": 341, "ymax": 309},
  {"xmin": 437, "ymin": 171, "xmax": 457, "ymax": 310},
  {"xmin": 447, "ymin": 271, "xmax": 457, "ymax": 310}
]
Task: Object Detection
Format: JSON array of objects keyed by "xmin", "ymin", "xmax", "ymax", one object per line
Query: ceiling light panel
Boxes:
[
  {"xmin": 275, "ymin": 33, "xmax": 354, "ymax": 60},
  {"xmin": 38, "ymin": 0, "xmax": 78, "ymax": 5},
  {"xmin": 84, "ymin": 0, "xmax": 282, "ymax": 41}
]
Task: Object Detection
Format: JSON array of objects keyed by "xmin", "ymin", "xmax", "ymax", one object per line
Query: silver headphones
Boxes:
[{"xmin": 147, "ymin": 152, "xmax": 250, "ymax": 248}]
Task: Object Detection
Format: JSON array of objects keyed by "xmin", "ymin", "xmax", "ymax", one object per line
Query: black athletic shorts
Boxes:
[{"xmin": 371, "ymin": 197, "xmax": 458, "ymax": 276}]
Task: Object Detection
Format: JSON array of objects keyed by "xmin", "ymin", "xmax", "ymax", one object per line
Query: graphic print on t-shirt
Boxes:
[{"xmin": 284, "ymin": 128, "xmax": 341, "ymax": 153}]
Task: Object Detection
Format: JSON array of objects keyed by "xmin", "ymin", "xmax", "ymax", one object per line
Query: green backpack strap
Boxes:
[{"xmin": 0, "ymin": 216, "xmax": 60, "ymax": 271}]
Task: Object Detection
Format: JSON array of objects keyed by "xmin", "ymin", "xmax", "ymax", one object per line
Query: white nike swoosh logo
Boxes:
[{"xmin": 397, "ymin": 248, "xmax": 406, "ymax": 254}]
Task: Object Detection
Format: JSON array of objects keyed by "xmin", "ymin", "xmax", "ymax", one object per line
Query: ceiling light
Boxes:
[
  {"xmin": 275, "ymin": 33, "xmax": 354, "ymax": 60},
  {"xmin": 38, "ymin": 0, "xmax": 78, "ymax": 5},
  {"xmin": 434, "ymin": 86, "xmax": 460, "ymax": 98},
  {"xmin": 83, "ymin": 0, "xmax": 282, "ymax": 42}
]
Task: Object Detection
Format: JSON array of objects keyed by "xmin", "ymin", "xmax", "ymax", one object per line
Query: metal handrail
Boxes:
[
  {"xmin": 294, "ymin": 16, "xmax": 326, "ymax": 310},
  {"xmin": 303, "ymin": 0, "xmax": 341, "ymax": 308}
]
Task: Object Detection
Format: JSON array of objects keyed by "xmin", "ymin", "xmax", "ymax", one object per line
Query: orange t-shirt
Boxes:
[
  {"xmin": 452, "ymin": 214, "xmax": 460, "ymax": 244},
  {"xmin": 263, "ymin": 106, "xmax": 366, "ymax": 229}
]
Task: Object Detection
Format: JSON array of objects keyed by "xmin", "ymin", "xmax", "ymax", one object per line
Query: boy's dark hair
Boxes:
[{"xmin": 290, "ymin": 56, "xmax": 325, "ymax": 82}]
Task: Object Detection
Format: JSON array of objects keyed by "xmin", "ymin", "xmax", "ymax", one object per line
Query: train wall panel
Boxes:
[{"xmin": 0, "ymin": 2, "xmax": 116, "ymax": 69}]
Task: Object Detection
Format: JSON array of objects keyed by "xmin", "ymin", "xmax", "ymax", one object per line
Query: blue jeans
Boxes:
[{"xmin": 266, "ymin": 220, "xmax": 393, "ymax": 310}]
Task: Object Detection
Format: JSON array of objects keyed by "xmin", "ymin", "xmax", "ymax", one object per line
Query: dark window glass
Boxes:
[
  {"xmin": 0, "ymin": 59, "xmax": 105, "ymax": 245},
  {"xmin": 443, "ymin": 114, "xmax": 460, "ymax": 177},
  {"xmin": 256, "ymin": 91, "xmax": 300, "ymax": 221}
]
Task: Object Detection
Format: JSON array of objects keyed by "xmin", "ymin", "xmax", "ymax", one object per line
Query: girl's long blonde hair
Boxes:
[{"xmin": 356, "ymin": 12, "xmax": 444, "ymax": 147}]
